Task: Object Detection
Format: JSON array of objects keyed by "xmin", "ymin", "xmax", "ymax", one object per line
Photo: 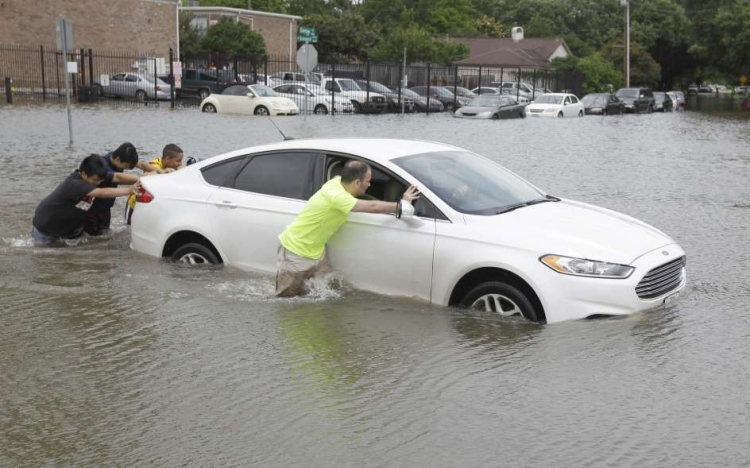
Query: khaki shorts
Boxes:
[{"xmin": 275, "ymin": 245, "xmax": 332, "ymax": 297}]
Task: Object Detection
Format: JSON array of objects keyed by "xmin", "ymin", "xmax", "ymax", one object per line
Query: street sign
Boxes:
[
  {"xmin": 297, "ymin": 26, "xmax": 318, "ymax": 43},
  {"xmin": 55, "ymin": 19, "xmax": 73, "ymax": 51},
  {"xmin": 296, "ymin": 43, "xmax": 318, "ymax": 73}
]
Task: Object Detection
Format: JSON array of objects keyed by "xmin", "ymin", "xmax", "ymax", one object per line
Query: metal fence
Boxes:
[{"xmin": 1, "ymin": 44, "xmax": 583, "ymax": 114}]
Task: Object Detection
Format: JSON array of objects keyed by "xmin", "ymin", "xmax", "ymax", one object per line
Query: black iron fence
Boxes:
[{"xmin": 1, "ymin": 44, "xmax": 584, "ymax": 114}]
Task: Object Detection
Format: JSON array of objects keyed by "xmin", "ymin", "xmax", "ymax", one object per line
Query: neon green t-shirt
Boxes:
[{"xmin": 279, "ymin": 176, "xmax": 357, "ymax": 260}]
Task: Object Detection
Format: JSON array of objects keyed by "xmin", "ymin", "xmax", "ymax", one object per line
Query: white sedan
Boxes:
[
  {"xmin": 526, "ymin": 93, "xmax": 585, "ymax": 117},
  {"xmin": 130, "ymin": 139, "xmax": 686, "ymax": 324},
  {"xmin": 272, "ymin": 82, "xmax": 354, "ymax": 114},
  {"xmin": 200, "ymin": 84, "xmax": 299, "ymax": 116}
]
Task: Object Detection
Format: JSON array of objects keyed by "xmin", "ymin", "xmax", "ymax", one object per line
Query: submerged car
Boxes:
[
  {"xmin": 454, "ymin": 95, "xmax": 526, "ymax": 119},
  {"xmin": 616, "ymin": 87, "xmax": 655, "ymax": 113},
  {"xmin": 272, "ymin": 82, "xmax": 354, "ymax": 114},
  {"xmin": 653, "ymin": 92, "xmax": 674, "ymax": 112},
  {"xmin": 581, "ymin": 93, "xmax": 625, "ymax": 115},
  {"xmin": 130, "ymin": 139, "xmax": 687, "ymax": 324},
  {"xmin": 526, "ymin": 93, "xmax": 584, "ymax": 117},
  {"xmin": 200, "ymin": 84, "xmax": 299, "ymax": 116},
  {"xmin": 93, "ymin": 72, "xmax": 172, "ymax": 101},
  {"xmin": 396, "ymin": 88, "xmax": 444, "ymax": 112}
]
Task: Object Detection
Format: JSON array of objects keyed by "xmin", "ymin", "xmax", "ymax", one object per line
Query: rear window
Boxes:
[{"xmin": 201, "ymin": 157, "xmax": 247, "ymax": 187}]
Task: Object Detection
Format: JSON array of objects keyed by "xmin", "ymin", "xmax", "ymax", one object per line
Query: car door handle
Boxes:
[{"xmin": 214, "ymin": 200, "xmax": 237, "ymax": 209}]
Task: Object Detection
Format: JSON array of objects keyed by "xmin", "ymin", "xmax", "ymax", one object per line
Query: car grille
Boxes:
[
  {"xmin": 635, "ymin": 256, "xmax": 686, "ymax": 299},
  {"xmin": 529, "ymin": 109, "xmax": 543, "ymax": 113}
]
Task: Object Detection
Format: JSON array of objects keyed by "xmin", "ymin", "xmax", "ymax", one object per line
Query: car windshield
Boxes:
[
  {"xmin": 469, "ymin": 96, "xmax": 504, "ymax": 107},
  {"xmin": 338, "ymin": 79, "xmax": 361, "ymax": 91},
  {"xmin": 398, "ymin": 88, "xmax": 421, "ymax": 99},
  {"xmin": 535, "ymin": 95, "xmax": 563, "ymax": 104},
  {"xmin": 249, "ymin": 84, "xmax": 276, "ymax": 97},
  {"xmin": 616, "ymin": 89, "xmax": 639, "ymax": 98},
  {"xmin": 393, "ymin": 151, "xmax": 545, "ymax": 215},
  {"xmin": 434, "ymin": 87, "xmax": 456, "ymax": 98},
  {"xmin": 454, "ymin": 87, "xmax": 474, "ymax": 97},
  {"xmin": 357, "ymin": 81, "xmax": 391, "ymax": 93},
  {"xmin": 653, "ymin": 92, "xmax": 666, "ymax": 101},
  {"xmin": 582, "ymin": 95, "xmax": 607, "ymax": 106}
]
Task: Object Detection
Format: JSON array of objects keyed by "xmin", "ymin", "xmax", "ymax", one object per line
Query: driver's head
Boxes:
[{"xmin": 341, "ymin": 160, "xmax": 371, "ymax": 197}]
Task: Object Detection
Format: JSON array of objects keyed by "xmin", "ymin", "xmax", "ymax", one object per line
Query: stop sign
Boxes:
[{"xmin": 296, "ymin": 43, "xmax": 318, "ymax": 73}]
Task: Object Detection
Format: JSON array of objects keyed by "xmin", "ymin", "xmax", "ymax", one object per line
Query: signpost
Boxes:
[
  {"xmin": 297, "ymin": 27, "xmax": 318, "ymax": 44},
  {"xmin": 56, "ymin": 18, "xmax": 74, "ymax": 145},
  {"xmin": 297, "ymin": 27, "xmax": 318, "ymax": 117}
]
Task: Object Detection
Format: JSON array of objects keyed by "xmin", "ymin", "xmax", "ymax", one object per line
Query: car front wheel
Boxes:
[
  {"xmin": 202, "ymin": 103, "xmax": 217, "ymax": 113},
  {"xmin": 135, "ymin": 90, "xmax": 147, "ymax": 102},
  {"xmin": 578, "ymin": 110, "xmax": 584, "ymax": 117},
  {"xmin": 172, "ymin": 243, "xmax": 220, "ymax": 265},
  {"xmin": 459, "ymin": 281, "xmax": 540, "ymax": 322},
  {"xmin": 557, "ymin": 111, "xmax": 564, "ymax": 118},
  {"xmin": 314, "ymin": 104, "xmax": 328, "ymax": 114},
  {"xmin": 254, "ymin": 105, "xmax": 270, "ymax": 116}
]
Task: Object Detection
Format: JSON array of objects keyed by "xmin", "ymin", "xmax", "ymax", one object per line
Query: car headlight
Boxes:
[
  {"xmin": 478, "ymin": 111, "xmax": 493, "ymax": 117},
  {"xmin": 540, "ymin": 254, "xmax": 634, "ymax": 279},
  {"xmin": 544, "ymin": 108, "xmax": 557, "ymax": 113}
]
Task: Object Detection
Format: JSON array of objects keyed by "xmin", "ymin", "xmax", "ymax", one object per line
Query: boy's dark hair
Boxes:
[
  {"xmin": 112, "ymin": 142, "xmax": 139, "ymax": 166},
  {"xmin": 79, "ymin": 154, "xmax": 107, "ymax": 179},
  {"xmin": 341, "ymin": 160, "xmax": 370, "ymax": 184},
  {"xmin": 163, "ymin": 143, "xmax": 183, "ymax": 159}
]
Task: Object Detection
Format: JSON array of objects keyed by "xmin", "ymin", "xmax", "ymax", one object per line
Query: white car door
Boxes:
[
  {"xmin": 563, "ymin": 95, "xmax": 575, "ymax": 117},
  {"xmin": 325, "ymin": 161, "xmax": 437, "ymax": 302},
  {"xmin": 205, "ymin": 152, "xmax": 320, "ymax": 272},
  {"xmin": 218, "ymin": 85, "xmax": 252, "ymax": 114}
]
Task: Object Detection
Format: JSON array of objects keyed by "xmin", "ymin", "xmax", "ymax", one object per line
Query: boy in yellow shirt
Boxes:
[{"xmin": 125, "ymin": 144, "xmax": 184, "ymax": 225}]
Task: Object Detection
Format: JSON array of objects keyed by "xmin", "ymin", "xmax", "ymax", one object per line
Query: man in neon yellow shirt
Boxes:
[
  {"xmin": 276, "ymin": 160, "xmax": 420, "ymax": 297},
  {"xmin": 125, "ymin": 144, "xmax": 184, "ymax": 224}
]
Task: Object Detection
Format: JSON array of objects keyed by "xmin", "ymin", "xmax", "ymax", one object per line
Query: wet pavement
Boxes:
[{"xmin": 1, "ymin": 102, "xmax": 749, "ymax": 467}]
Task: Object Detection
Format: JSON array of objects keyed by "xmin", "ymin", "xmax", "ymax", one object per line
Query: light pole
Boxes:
[{"xmin": 620, "ymin": 0, "xmax": 630, "ymax": 87}]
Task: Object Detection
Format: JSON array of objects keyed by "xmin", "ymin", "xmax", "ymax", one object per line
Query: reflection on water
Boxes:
[{"xmin": 1, "ymin": 103, "xmax": 749, "ymax": 466}]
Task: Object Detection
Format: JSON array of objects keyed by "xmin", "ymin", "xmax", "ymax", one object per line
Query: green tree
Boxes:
[
  {"xmin": 371, "ymin": 26, "xmax": 469, "ymax": 64},
  {"xmin": 578, "ymin": 53, "xmax": 623, "ymax": 93},
  {"xmin": 199, "ymin": 17, "xmax": 268, "ymax": 60},
  {"xmin": 601, "ymin": 40, "xmax": 662, "ymax": 88},
  {"xmin": 474, "ymin": 15, "xmax": 505, "ymax": 37},
  {"xmin": 179, "ymin": 11, "xmax": 202, "ymax": 58},
  {"xmin": 359, "ymin": 0, "xmax": 477, "ymax": 36},
  {"xmin": 714, "ymin": 0, "xmax": 750, "ymax": 77},
  {"xmin": 302, "ymin": 10, "xmax": 380, "ymax": 62}
]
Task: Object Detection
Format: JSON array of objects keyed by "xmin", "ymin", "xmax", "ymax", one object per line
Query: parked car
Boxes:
[
  {"xmin": 500, "ymin": 88, "xmax": 530, "ymax": 103},
  {"xmin": 130, "ymin": 138, "xmax": 686, "ymax": 324},
  {"xmin": 453, "ymin": 86, "xmax": 478, "ymax": 99},
  {"xmin": 320, "ymin": 77, "xmax": 388, "ymax": 113},
  {"xmin": 272, "ymin": 82, "xmax": 354, "ymax": 114},
  {"xmin": 687, "ymin": 84, "xmax": 699, "ymax": 95},
  {"xmin": 615, "ymin": 87, "xmax": 655, "ymax": 113},
  {"xmin": 396, "ymin": 88, "xmax": 444, "ymax": 112},
  {"xmin": 409, "ymin": 86, "xmax": 471, "ymax": 112},
  {"xmin": 734, "ymin": 86, "xmax": 749, "ymax": 94},
  {"xmin": 581, "ymin": 93, "xmax": 625, "ymax": 115},
  {"xmin": 269, "ymin": 71, "xmax": 322, "ymax": 85},
  {"xmin": 652, "ymin": 92, "xmax": 674, "ymax": 112},
  {"xmin": 491, "ymin": 81, "xmax": 535, "ymax": 101},
  {"xmin": 698, "ymin": 85, "xmax": 713, "ymax": 94},
  {"xmin": 526, "ymin": 93, "xmax": 584, "ymax": 118},
  {"xmin": 454, "ymin": 95, "xmax": 527, "ymax": 119},
  {"xmin": 178, "ymin": 68, "xmax": 238, "ymax": 100},
  {"xmin": 355, "ymin": 80, "xmax": 416, "ymax": 113},
  {"xmin": 200, "ymin": 83, "xmax": 299, "ymax": 116},
  {"xmin": 93, "ymin": 72, "xmax": 172, "ymax": 101},
  {"xmin": 669, "ymin": 90, "xmax": 686, "ymax": 109},
  {"xmin": 471, "ymin": 87, "xmax": 501, "ymax": 95}
]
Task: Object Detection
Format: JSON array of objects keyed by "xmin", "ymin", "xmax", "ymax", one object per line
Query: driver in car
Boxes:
[{"xmin": 275, "ymin": 160, "xmax": 420, "ymax": 297}]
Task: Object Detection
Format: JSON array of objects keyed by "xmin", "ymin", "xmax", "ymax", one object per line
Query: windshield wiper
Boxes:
[{"xmin": 493, "ymin": 195, "xmax": 560, "ymax": 215}]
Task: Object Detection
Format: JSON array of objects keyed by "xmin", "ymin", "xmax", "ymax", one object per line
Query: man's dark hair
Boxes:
[
  {"xmin": 163, "ymin": 143, "xmax": 183, "ymax": 159},
  {"xmin": 79, "ymin": 154, "xmax": 107, "ymax": 178},
  {"xmin": 341, "ymin": 160, "xmax": 370, "ymax": 184},
  {"xmin": 112, "ymin": 142, "xmax": 138, "ymax": 166}
]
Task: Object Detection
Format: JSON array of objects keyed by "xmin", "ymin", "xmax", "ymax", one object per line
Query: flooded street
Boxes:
[{"xmin": 1, "ymin": 103, "xmax": 749, "ymax": 467}]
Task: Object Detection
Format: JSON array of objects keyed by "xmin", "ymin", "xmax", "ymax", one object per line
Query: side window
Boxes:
[
  {"xmin": 201, "ymin": 157, "xmax": 247, "ymax": 187},
  {"xmin": 234, "ymin": 153, "xmax": 316, "ymax": 200},
  {"xmin": 112, "ymin": 74, "xmax": 126, "ymax": 81},
  {"xmin": 571, "ymin": 96, "xmax": 579, "ymax": 104},
  {"xmin": 276, "ymin": 85, "xmax": 292, "ymax": 94},
  {"xmin": 200, "ymin": 72, "xmax": 217, "ymax": 82},
  {"xmin": 324, "ymin": 81, "xmax": 333, "ymax": 91},
  {"xmin": 184, "ymin": 70, "xmax": 196, "ymax": 80},
  {"xmin": 126, "ymin": 75, "xmax": 139, "ymax": 82}
]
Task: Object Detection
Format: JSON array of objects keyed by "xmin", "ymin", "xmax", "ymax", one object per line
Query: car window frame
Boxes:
[{"xmin": 228, "ymin": 151, "xmax": 322, "ymax": 201}]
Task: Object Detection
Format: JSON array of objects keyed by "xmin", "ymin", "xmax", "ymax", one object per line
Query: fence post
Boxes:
[
  {"xmin": 234, "ymin": 56, "xmax": 239, "ymax": 82},
  {"xmin": 55, "ymin": 51, "xmax": 61, "ymax": 98},
  {"xmin": 426, "ymin": 63, "xmax": 431, "ymax": 115},
  {"xmin": 263, "ymin": 56, "xmax": 268, "ymax": 85},
  {"xmin": 453, "ymin": 64, "xmax": 458, "ymax": 109},
  {"xmin": 398, "ymin": 60, "xmax": 403, "ymax": 113},
  {"xmin": 331, "ymin": 63, "xmax": 336, "ymax": 117},
  {"xmin": 78, "ymin": 48, "xmax": 86, "ymax": 92},
  {"xmin": 516, "ymin": 67, "xmax": 521, "ymax": 101},
  {"xmin": 366, "ymin": 60, "xmax": 370, "ymax": 110},
  {"xmin": 4, "ymin": 77, "xmax": 12, "ymax": 104},
  {"xmin": 88, "ymin": 48, "xmax": 94, "ymax": 87},
  {"xmin": 478, "ymin": 65, "xmax": 482, "ymax": 93},
  {"xmin": 40, "ymin": 46, "xmax": 47, "ymax": 101},
  {"xmin": 532, "ymin": 68, "xmax": 537, "ymax": 100},
  {"xmin": 169, "ymin": 48, "xmax": 175, "ymax": 109}
]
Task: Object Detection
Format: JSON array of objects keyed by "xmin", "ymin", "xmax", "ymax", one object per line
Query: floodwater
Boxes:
[{"xmin": 1, "ymin": 102, "xmax": 749, "ymax": 467}]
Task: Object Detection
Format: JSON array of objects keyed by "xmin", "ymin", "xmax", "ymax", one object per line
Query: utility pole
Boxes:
[{"xmin": 621, "ymin": 0, "xmax": 630, "ymax": 87}]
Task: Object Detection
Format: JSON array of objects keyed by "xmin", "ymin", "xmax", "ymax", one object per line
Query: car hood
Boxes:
[
  {"xmin": 527, "ymin": 103, "xmax": 562, "ymax": 110},
  {"xmin": 463, "ymin": 199, "xmax": 674, "ymax": 264},
  {"xmin": 458, "ymin": 105, "xmax": 497, "ymax": 113},
  {"xmin": 266, "ymin": 97, "xmax": 297, "ymax": 107}
]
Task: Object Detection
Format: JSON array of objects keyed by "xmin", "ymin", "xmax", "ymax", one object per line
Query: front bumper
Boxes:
[
  {"xmin": 537, "ymin": 244, "xmax": 687, "ymax": 323},
  {"xmin": 270, "ymin": 108, "xmax": 300, "ymax": 116},
  {"xmin": 527, "ymin": 110, "xmax": 560, "ymax": 117}
]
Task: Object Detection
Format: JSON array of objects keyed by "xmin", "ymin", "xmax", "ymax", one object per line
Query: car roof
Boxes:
[{"xmin": 207, "ymin": 139, "xmax": 464, "ymax": 166}]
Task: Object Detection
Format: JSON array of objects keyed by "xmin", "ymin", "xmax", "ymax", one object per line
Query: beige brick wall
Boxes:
[
  {"xmin": 253, "ymin": 16, "xmax": 297, "ymax": 59},
  {"xmin": 0, "ymin": 0, "xmax": 177, "ymax": 57}
]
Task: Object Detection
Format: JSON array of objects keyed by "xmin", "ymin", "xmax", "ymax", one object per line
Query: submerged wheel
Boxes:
[
  {"xmin": 557, "ymin": 111, "xmax": 564, "ymax": 118},
  {"xmin": 352, "ymin": 101, "xmax": 362, "ymax": 112},
  {"xmin": 578, "ymin": 110, "xmax": 584, "ymax": 117},
  {"xmin": 445, "ymin": 102, "xmax": 456, "ymax": 112},
  {"xmin": 199, "ymin": 88, "xmax": 211, "ymax": 100},
  {"xmin": 314, "ymin": 104, "xmax": 328, "ymax": 114},
  {"xmin": 254, "ymin": 105, "xmax": 269, "ymax": 116},
  {"xmin": 459, "ymin": 281, "xmax": 540, "ymax": 322},
  {"xmin": 92, "ymin": 84, "xmax": 104, "ymax": 97},
  {"xmin": 135, "ymin": 90, "xmax": 147, "ymax": 102},
  {"xmin": 519, "ymin": 112, "xmax": 526, "ymax": 119},
  {"xmin": 172, "ymin": 243, "xmax": 220, "ymax": 265},
  {"xmin": 202, "ymin": 103, "xmax": 217, "ymax": 113}
]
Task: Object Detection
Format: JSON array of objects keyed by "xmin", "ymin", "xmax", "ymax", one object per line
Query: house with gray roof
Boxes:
[{"xmin": 454, "ymin": 28, "xmax": 571, "ymax": 70}]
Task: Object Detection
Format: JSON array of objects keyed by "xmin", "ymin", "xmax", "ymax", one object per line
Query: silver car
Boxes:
[{"xmin": 94, "ymin": 72, "xmax": 172, "ymax": 101}]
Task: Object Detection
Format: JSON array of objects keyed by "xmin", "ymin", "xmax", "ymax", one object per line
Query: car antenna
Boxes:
[{"xmin": 267, "ymin": 117, "xmax": 294, "ymax": 141}]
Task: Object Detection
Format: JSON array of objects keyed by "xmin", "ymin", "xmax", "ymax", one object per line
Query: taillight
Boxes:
[
  {"xmin": 156, "ymin": 85, "xmax": 162, "ymax": 91},
  {"xmin": 136, "ymin": 187, "xmax": 154, "ymax": 203}
]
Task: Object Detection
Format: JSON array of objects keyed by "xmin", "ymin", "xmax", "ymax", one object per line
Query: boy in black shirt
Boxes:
[{"xmin": 32, "ymin": 154, "xmax": 140, "ymax": 246}]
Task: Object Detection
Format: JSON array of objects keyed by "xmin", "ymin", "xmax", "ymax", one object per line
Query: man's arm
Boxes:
[
  {"xmin": 112, "ymin": 173, "xmax": 139, "ymax": 184},
  {"xmin": 88, "ymin": 181, "xmax": 140, "ymax": 199},
  {"xmin": 136, "ymin": 161, "xmax": 166, "ymax": 174},
  {"xmin": 350, "ymin": 185, "xmax": 420, "ymax": 214}
]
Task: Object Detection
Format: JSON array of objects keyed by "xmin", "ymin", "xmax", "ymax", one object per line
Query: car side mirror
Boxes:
[
  {"xmin": 246, "ymin": 93, "xmax": 255, "ymax": 98},
  {"xmin": 396, "ymin": 200, "xmax": 415, "ymax": 219}
]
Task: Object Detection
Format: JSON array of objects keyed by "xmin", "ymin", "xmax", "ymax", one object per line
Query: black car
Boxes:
[
  {"xmin": 409, "ymin": 86, "xmax": 471, "ymax": 112},
  {"xmin": 615, "ymin": 87, "xmax": 655, "ymax": 113},
  {"xmin": 581, "ymin": 93, "xmax": 625, "ymax": 115},
  {"xmin": 177, "ymin": 69, "xmax": 242, "ymax": 100},
  {"xmin": 453, "ymin": 95, "xmax": 527, "ymax": 119},
  {"xmin": 355, "ymin": 80, "xmax": 416, "ymax": 113},
  {"xmin": 652, "ymin": 92, "xmax": 674, "ymax": 112}
]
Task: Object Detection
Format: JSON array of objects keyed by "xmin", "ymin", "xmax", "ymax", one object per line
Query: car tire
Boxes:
[
  {"xmin": 254, "ymin": 105, "xmax": 270, "ymax": 116},
  {"xmin": 557, "ymin": 111, "xmax": 564, "ymax": 118},
  {"xmin": 459, "ymin": 281, "xmax": 540, "ymax": 322},
  {"xmin": 135, "ymin": 90, "xmax": 147, "ymax": 102},
  {"xmin": 648, "ymin": 104, "xmax": 654, "ymax": 113},
  {"xmin": 518, "ymin": 112, "xmax": 525, "ymax": 119},
  {"xmin": 578, "ymin": 110, "xmax": 584, "ymax": 117},
  {"xmin": 199, "ymin": 88, "xmax": 211, "ymax": 100},
  {"xmin": 172, "ymin": 243, "xmax": 220, "ymax": 265},
  {"xmin": 352, "ymin": 101, "xmax": 362, "ymax": 113},
  {"xmin": 445, "ymin": 103, "xmax": 456, "ymax": 112},
  {"xmin": 92, "ymin": 84, "xmax": 104, "ymax": 97},
  {"xmin": 314, "ymin": 104, "xmax": 328, "ymax": 114},
  {"xmin": 202, "ymin": 103, "xmax": 217, "ymax": 113},
  {"xmin": 491, "ymin": 113, "xmax": 499, "ymax": 120}
]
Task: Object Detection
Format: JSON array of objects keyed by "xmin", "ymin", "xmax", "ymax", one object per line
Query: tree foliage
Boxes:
[
  {"xmin": 371, "ymin": 26, "xmax": 470, "ymax": 64},
  {"xmin": 199, "ymin": 17, "xmax": 267, "ymax": 60},
  {"xmin": 302, "ymin": 10, "xmax": 380, "ymax": 62}
]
